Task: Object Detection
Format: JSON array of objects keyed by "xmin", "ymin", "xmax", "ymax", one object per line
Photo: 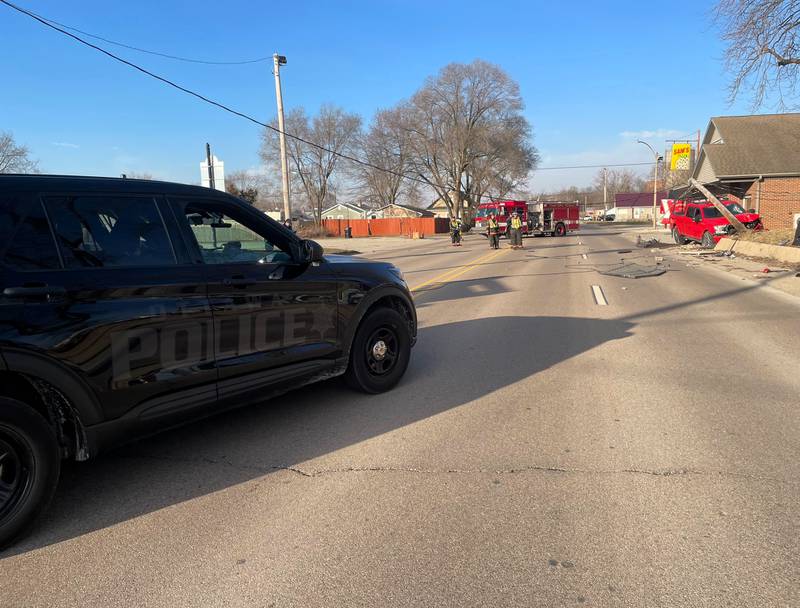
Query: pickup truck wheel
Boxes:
[
  {"xmin": 345, "ymin": 307, "xmax": 411, "ymax": 394},
  {"xmin": 0, "ymin": 397, "xmax": 60, "ymax": 549},
  {"xmin": 701, "ymin": 231, "xmax": 715, "ymax": 249},
  {"xmin": 672, "ymin": 227, "xmax": 686, "ymax": 245}
]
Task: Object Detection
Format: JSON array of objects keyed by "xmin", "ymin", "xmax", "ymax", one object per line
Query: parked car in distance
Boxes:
[
  {"xmin": 0, "ymin": 174, "xmax": 417, "ymax": 548},
  {"xmin": 669, "ymin": 200, "xmax": 762, "ymax": 248},
  {"xmin": 603, "ymin": 214, "xmax": 615, "ymax": 222}
]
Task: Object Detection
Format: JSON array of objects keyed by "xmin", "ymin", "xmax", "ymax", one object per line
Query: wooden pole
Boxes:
[{"xmin": 689, "ymin": 178, "xmax": 749, "ymax": 234}]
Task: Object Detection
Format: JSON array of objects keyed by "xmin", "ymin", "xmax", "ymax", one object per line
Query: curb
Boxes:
[{"xmin": 715, "ymin": 238, "xmax": 800, "ymax": 264}]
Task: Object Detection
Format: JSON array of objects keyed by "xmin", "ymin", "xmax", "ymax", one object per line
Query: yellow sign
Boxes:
[{"xmin": 670, "ymin": 143, "xmax": 692, "ymax": 171}]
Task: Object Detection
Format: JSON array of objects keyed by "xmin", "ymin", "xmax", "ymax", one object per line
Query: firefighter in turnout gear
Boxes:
[
  {"xmin": 507, "ymin": 210, "xmax": 523, "ymax": 249},
  {"xmin": 487, "ymin": 213, "xmax": 500, "ymax": 249},
  {"xmin": 450, "ymin": 217, "xmax": 463, "ymax": 246}
]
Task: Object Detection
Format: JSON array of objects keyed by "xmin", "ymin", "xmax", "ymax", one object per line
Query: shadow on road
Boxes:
[{"xmin": 3, "ymin": 315, "xmax": 634, "ymax": 557}]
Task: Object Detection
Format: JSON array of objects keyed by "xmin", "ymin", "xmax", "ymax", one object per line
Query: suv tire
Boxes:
[
  {"xmin": 345, "ymin": 307, "xmax": 411, "ymax": 394},
  {"xmin": 672, "ymin": 227, "xmax": 686, "ymax": 245},
  {"xmin": 0, "ymin": 397, "xmax": 61, "ymax": 549},
  {"xmin": 701, "ymin": 231, "xmax": 715, "ymax": 249}
]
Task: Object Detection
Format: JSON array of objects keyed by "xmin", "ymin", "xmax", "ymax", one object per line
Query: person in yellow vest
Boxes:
[
  {"xmin": 487, "ymin": 213, "xmax": 500, "ymax": 249},
  {"xmin": 507, "ymin": 210, "xmax": 523, "ymax": 249},
  {"xmin": 450, "ymin": 217, "xmax": 463, "ymax": 246}
]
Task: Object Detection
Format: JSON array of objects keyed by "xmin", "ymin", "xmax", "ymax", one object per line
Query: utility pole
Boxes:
[
  {"xmin": 637, "ymin": 140, "xmax": 662, "ymax": 230},
  {"xmin": 273, "ymin": 53, "xmax": 292, "ymax": 226},
  {"xmin": 602, "ymin": 167, "xmax": 608, "ymax": 213},
  {"xmin": 205, "ymin": 142, "xmax": 215, "ymax": 190},
  {"xmin": 689, "ymin": 178, "xmax": 749, "ymax": 234}
]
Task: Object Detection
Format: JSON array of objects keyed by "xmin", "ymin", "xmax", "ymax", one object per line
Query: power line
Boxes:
[
  {"xmin": 536, "ymin": 161, "xmax": 652, "ymax": 171},
  {"xmin": 1, "ymin": 0, "xmax": 657, "ymax": 199},
  {"xmin": 22, "ymin": 5, "xmax": 270, "ymax": 65}
]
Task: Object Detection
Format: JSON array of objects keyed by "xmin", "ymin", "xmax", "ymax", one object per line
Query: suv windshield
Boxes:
[{"xmin": 704, "ymin": 203, "xmax": 745, "ymax": 219}]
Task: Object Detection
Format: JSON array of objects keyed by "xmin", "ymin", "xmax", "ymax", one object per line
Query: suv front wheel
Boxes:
[
  {"xmin": 701, "ymin": 231, "xmax": 715, "ymax": 249},
  {"xmin": 0, "ymin": 398, "xmax": 61, "ymax": 549},
  {"xmin": 345, "ymin": 307, "xmax": 412, "ymax": 394}
]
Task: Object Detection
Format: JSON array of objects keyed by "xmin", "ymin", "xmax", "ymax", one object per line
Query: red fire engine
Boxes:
[{"xmin": 473, "ymin": 200, "xmax": 580, "ymax": 237}]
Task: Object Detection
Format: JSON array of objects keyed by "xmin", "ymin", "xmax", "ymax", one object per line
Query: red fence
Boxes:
[{"xmin": 322, "ymin": 217, "xmax": 450, "ymax": 237}]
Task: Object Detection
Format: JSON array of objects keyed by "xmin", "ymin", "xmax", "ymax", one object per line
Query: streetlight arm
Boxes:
[
  {"xmin": 637, "ymin": 139, "xmax": 661, "ymax": 230},
  {"xmin": 637, "ymin": 139, "xmax": 658, "ymax": 158}
]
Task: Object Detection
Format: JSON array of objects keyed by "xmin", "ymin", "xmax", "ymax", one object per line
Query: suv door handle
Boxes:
[
  {"xmin": 3, "ymin": 284, "xmax": 67, "ymax": 298},
  {"xmin": 222, "ymin": 274, "xmax": 252, "ymax": 288}
]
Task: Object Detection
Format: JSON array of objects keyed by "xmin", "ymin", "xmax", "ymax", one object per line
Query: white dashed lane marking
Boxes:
[{"xmin": 591, "ymin": 285, "xmax": 608, "ymax": 306}]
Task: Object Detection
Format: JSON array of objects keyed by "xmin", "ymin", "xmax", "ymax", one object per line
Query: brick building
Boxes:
[{"xmin": 692, "ymin": 114, "xmax": 800, "ymax": 229}]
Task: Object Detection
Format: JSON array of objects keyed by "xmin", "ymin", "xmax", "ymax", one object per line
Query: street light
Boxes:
[
  {"xmin": 273, "ymin": 53, "xmax": 291, "ymax": 227},
  {"xmin": 637, "ymin": 140, "xmax": 663, "ymax": 230}
]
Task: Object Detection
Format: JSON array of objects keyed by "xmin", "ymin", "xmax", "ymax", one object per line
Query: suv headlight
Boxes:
[{"xmin": 714, "ymin": 225, "xmax": 728, "ymax": 234}]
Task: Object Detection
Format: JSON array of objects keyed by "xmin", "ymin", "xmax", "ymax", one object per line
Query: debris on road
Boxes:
[{"xmin": 600, "ymin": 262, "xmax": 667, "ymax": 279}]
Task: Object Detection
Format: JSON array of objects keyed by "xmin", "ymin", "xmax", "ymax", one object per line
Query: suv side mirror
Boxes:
[
  {"xmin": 304, "ymin": 239, "xmax": 325, "ymax": 264},
  {"xmin": 693, "ymin": 215, "xmax": 702, "ymax": 223}
]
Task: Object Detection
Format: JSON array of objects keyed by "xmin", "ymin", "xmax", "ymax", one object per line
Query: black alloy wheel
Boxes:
[
  {"xmin": 365, "ymin": 327, "xmax": 399, "ymax": 376},
  {"xmin": 0, "ymin": 398, "xmax": 60, "ymax": 549},
  {"xmin": 345, "ymin": 307, "xmax": 412, "ymax": 394},
  {"xmin": 0, "ymin": 433, "xmax": 30, "ymax": 522}
]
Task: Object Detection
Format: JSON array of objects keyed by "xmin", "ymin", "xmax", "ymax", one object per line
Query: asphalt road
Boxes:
[{"xmin": 2, "ymin": 225, "xmax": 798, "ymax": 607}]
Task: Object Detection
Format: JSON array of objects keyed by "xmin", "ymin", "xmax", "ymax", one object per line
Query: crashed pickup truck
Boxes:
[{"xmin": 669, "ymin": 200, "xmax": 762, "ymax": 248}]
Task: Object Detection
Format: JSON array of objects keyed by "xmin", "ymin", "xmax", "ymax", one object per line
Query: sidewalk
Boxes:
[
  {"xmin": 621, "ymin": 226, "xmax": 800, "ymax": 300},
  {"xmin": 314, "ymin": 234, "xmax": 450, "ymax": 256}
]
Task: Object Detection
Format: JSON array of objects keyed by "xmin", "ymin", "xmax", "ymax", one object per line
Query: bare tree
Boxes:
[
  {"xmin": 463, "ymin": 115, "xmax": 539, "ymax": 219},
  {"xmin": 592, "ymin": 168, "xmax": 647, "ymax": 203},
  {"xmin": 401, "ymin": 60, "xmax": 535, "ymax": 219},
  {"xmin": 225, "ymin": 169, "xmax": 279, "ymax": 209},
  {"xmin": 352, "ymin": 107, "xmax": 413, "ymax": 208},
  {"xmin": 716, "ymin": 0, "xmax": 800, "ymax": 109},
  {"xmin": 0, "ymin": 132, "xmax": 39, "ymax": 173},
  {"xmin": 261, "ymin": 105, "xmax": 361, "ymax": 223}
]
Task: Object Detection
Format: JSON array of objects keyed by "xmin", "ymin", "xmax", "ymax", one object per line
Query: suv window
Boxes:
[
  {"xmin": 0, "ymin": 195, "xmax": 61, "ymax": 271},
  {"xmin": 45, "ymin": 196, "xmax": 175, "ymax": 268},
  {"xmin": 687, "ymin": 206, "xmax": 699, "ymax": 220},
  {"xmin": 180, "ymin": 203, "xmax": 292, "ymax": 265}
]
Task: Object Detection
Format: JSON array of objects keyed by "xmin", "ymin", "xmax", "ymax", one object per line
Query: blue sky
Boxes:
[{"xmin": 1, "ymin": 0, "xmax": 758, "ymax": 192}]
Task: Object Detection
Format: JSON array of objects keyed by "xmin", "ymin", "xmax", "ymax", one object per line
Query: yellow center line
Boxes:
[{"xmin": 410, "ymin": 248, "xmax": 508, "ymax": 292}]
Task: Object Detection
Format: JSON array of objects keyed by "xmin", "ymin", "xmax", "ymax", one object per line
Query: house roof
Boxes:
[
  {"xmin": 427, "ymin": 199, "xmax": 448, "ymax": 209},
  {"xmin": 614, "ymin": 191, "xmax": 668, "ymax": 207},
  {"xmin": 321, "ymin": 202, "xmax": 365, "ymax": 214},
  {"xmin": 378, "ymin": 203, "xmax": 435, "ymax": 217},
  {"xmin": 693, "ymin": 113, "xmax": 800, "ymax": 181}
]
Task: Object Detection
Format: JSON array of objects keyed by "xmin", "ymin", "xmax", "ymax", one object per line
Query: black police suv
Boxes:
[{"xmin": 0, "ymin": 175, "xmax": 416, "ymax": 547}]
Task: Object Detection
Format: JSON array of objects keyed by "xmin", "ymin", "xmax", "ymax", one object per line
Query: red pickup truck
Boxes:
[{"xmin": 669, "ymin": 200, "xmax": 762, "ymax": 248}]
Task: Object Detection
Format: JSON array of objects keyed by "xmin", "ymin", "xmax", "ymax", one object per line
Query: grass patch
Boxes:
[{"xmin": 737, "ymin": 228, "xmax": 796, "ymax": 246}]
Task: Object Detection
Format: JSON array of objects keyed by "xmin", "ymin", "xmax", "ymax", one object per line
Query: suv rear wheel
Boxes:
[
  {"xmin": 701, "ymin": 231, "xmax": 715, "ymax": 249},
  {"xmin": 345, "ymin": 307, "xmax": 412, "ymax": 394},
  {"xmin": 0, "ymin": 397, "xmax": 61, "ymax": 549},
  {"xmin": 672, "ymin": 227, "xmax": 686, "ymax": 245}
]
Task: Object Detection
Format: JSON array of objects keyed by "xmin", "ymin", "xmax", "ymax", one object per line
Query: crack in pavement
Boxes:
[{"xmin": 117, "ymin": 453, "xmax": 796, "ymax": 485}]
